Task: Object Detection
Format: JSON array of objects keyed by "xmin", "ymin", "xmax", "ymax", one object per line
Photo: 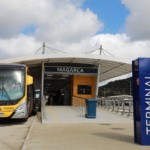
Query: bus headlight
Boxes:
[{"xmin": 16, "ymin": 101, "xmax": 26, "ymax": 111}]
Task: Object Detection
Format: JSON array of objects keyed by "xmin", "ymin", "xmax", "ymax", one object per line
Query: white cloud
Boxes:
[
  {"xmin": 0, "ymin": 0, "xmax": 103, "ymax": 58},
  {"xmin": 0, "ymin": 35, "xmax": 41, "ymax": 58},
  {"xmin": 122, "ymin": 0, "xmax": 150, "ymax": 40},
  {"xmin": 0, "ymin": 0, "xmax": 102, "ymax": 42},
  {"xmin": 1, "ymin": 33, "xmax": 149, "ymax": 62},
  {"xmin": 0, "ymin": 0, "xmax": 150, "ymax": 64},
  {"xmin": 90, "ymin": 33, "xmax": 150, "ymax": 61},
  {"xmin": 0, "ymin": 0, "xmax": 36, "ymax": 38},
  {"xmin": 34, "ymin": 2, "xmax": 102, "ymax": 43}
]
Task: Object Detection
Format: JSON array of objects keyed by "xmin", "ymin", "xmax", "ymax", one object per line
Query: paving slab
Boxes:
[
  {"xmin": 23, "ymin": 106, "xmax": 150, "ymax": 150},
  {"xmin": 0, "ymin": 116, "xmax": 34, "ymax": 150},
  {"xmin": 42, "ymin": 106, "xmax": 133, "ymax": 124},
  {"xmin": 25, "ymin": 118, "xmax": 150, "ymax": 150}
]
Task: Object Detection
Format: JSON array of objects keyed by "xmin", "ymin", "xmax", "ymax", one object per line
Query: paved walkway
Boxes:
[
  {"xmin": 23, "ymin": 106, "xmax": 150, "ymax": 150},
  {"xmin": 42, "ymin": 106, "xmax": 133, "ymax": 124}
]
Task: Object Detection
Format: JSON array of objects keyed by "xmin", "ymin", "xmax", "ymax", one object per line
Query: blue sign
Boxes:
[
  {"xmin": 132, "ymin": 58, "xmax": 150, "ymax": 145},
  {"xmin": 45, "ymin": 66, "xmax": 97, "ymax": 74}
]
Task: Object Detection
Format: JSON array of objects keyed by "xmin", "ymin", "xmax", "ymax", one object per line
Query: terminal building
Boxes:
[
  {"xmin": 2, "ymin": 53, "xmax": 150, "ymax": 145},
  {"xmin": 0, "ymin": 53, "xmax": 131, "ymax": 108}
]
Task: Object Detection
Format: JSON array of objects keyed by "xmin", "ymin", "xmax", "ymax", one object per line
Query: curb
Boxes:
[{"xmin": 21, "ymin": 116, "xmax": 36, "ymax": 150}]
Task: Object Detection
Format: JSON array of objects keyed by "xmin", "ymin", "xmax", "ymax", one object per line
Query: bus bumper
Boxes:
[{"xmin": 11, "ymin": 101, "xmax": 28, "ymax": 119}]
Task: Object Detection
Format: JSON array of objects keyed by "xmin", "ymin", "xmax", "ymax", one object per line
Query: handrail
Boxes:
[
  {"xmin": 72, "ymin": 96, "xmax": 86, "ymax": 106},
  {"xmin": 97, "ymin": 96, "xmax": 133, "ymax": 117},
  {"xmin": 73, "ymin": 96, "xmax": 86, "ymax": 99},
  {"xmin": 72, "ymin": 96, "xmax": 86, "ymax": 113}
]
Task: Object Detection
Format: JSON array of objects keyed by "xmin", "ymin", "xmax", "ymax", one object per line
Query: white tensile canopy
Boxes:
[{"xmin": 0, "ymin": 54, "xmax": 131, "ymax": 82}]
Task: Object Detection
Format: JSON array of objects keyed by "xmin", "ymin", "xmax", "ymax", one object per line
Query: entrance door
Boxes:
[{"xmin": 44, "ymin": 74, "xmax": 72, "ymax": 106}]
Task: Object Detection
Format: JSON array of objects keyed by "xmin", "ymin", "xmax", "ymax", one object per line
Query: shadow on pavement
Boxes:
[
  {"xmin": 93, "ymin": 132, "xmax": 134, "ymax": 144},
  {"xmin": 0, "ymin": 119, "xmax": 25, "ymax": 126}
]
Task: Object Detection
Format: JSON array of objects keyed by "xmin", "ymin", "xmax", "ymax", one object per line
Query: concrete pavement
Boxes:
[
  {"xmin": 22, "ymin": 107, "xmax": 150, "ymax": 150},
  {"xmin": 42, "ymin": 106, "xmax": 133, "ymax": 124},
  {"xmin": 0, "ymin": 117, "xmax": 34, "ymax": 150}
]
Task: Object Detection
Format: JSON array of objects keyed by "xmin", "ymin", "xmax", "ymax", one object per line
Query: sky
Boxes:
[
  {"xmin": 82, "ymin": 0, "xmax": 129, "ymax": 34},
  {"xmin": 0, "ymin": 0, "xmax": 150, "ymax": 63}
]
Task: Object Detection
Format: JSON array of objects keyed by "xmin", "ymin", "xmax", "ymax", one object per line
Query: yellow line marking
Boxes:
[{"xmin": 48, "ymin": 107, "xmax": 60, "ymax": 123}]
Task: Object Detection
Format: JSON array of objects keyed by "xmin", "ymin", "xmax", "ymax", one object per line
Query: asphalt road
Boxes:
[{"xmin": 0, "ymin": 116, "xmax": 35, "ymax": 150}]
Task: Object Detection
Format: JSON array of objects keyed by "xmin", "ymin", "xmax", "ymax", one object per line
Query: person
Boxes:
[
  {"xmin": 60, "ymin": 89, "xmax": 64, "ymax": 105},
  {"xmin": 48, "ymin": 94, "xmax": 53, "ymax": 105}
]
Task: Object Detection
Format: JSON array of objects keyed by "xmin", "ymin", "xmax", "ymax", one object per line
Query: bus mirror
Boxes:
[{"xmin": 27, "ymin": 75, "xmax": 33, "ymax": 85}]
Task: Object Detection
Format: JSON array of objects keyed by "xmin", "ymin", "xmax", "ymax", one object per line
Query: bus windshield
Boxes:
[{"xmin": 0, "ymin": 70, "xmax": 25, "ymax": 101}]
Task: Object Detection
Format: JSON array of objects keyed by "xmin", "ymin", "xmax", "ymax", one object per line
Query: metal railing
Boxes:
[
  {"xmin": 97, "ymin": 95, "xmax": 133, "ymax": 117},
  {"xmin": 72, "ymin": 96, "xmax": 86, "ymax": 113}
]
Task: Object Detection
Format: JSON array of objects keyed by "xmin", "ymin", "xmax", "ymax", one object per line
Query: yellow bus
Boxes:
[{"xmin": 0, "ymin": 64, "xmax": 37, "ymax": 121}]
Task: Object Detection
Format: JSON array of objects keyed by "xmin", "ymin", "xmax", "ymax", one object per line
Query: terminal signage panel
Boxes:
[
  {"xmin": 45, "ymin": 66, "xmax": 97, "ymax": 74},
  {"xmin": 132, "ymin": 58, "xmax": 150, "ymax": 145}
]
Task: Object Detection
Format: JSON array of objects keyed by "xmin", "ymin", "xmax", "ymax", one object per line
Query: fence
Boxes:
[
  {"xmin": 97, "ymin": 95, "xmax": 133, "ymax": 117},
  {"xmin": 72, "ymin": 96, "xmax": 86, "ymax": 113}
]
